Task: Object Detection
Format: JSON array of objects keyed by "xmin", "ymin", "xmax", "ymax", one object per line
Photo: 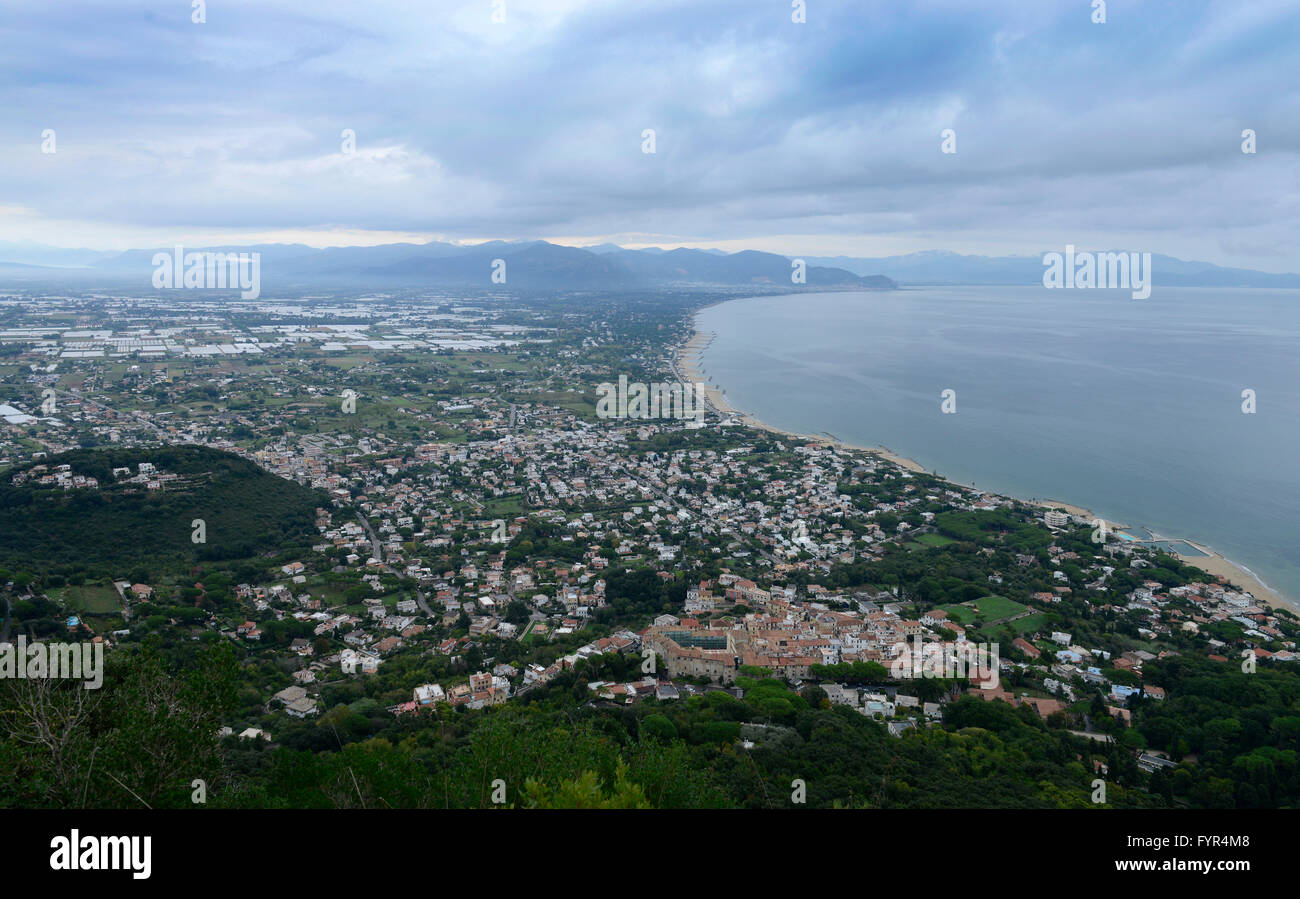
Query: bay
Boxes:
[{"xmin": 696, "ymin": 286, "xmax": 1300, "ymax": 607}]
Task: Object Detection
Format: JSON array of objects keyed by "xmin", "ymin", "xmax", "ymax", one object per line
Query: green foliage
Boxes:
[
  {"xmin": 0, "ymin": 445, "xmax": 325, "ymax": 576},
  {"xmin": 0, "ymin": 640, "xmax": 238, "ymax": 808}
]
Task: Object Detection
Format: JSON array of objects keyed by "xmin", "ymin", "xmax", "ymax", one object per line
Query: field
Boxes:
[
  {"xmin": 1007, "ymin": 612, "xmax": 1049, "ymax": 635},
  {"xmin": 480, "ymin": 495, "xmax": 528, "ymax": 519},
  {"xmin": 965, "ymin": 595, "xmax": 1027, "ymax": 621},
  {"xmin": 938, "ymin": 603, "xmax": 976, "ymax": 625},
  {"xmin": 52, "ymin": 582, "xmax": 122, "ymax": 615},
  {"xmin": 939, "ymin": 595, "xmax": 1028, "ymax": 626},
  {"xmin": 912, "ymin": 533, "xmax": 956, "ymax": 547}
]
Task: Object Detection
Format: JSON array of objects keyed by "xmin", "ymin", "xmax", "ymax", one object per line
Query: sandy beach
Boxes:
[
  {"xmin": 1174, "ymin": 542, "xmax": 1288, "ymax": 611},
  {"xmin": 678, "ymin": 329, "xmax": 928, "ymax": 472},
  {"xmin": 674, "ymin": 321, "xmax": 1293, "ymax": 612}
]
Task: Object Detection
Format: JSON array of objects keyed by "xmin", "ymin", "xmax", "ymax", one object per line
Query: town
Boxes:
[{"xmin": 1, "ymin": 287, "xmax": 1297, "ymax": 808}]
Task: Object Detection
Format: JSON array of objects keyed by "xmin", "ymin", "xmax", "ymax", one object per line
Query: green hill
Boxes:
[{"xmin": 0, "ymin": 445, "xmax": 326, "ymax": 576}]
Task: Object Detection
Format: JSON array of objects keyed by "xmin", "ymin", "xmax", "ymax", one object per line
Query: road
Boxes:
[
  {"xmin": 356, "ymin": 513, "xmax": 392, "ymax": 573},
  {"xmin": 413, "ymin": 587, "xmax": 436, "ymax": 618},
  {"xmin": 112, "ymin": 580, "xmax": 133, "ymax": 622},
  {"xmin": 356, "ymin": 512, "xmax": 435, "ymax": 617}
]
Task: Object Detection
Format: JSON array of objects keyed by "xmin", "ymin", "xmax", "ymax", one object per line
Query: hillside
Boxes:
[{"xmin": 0, "ymin": 445, "xmax": 325, "ymax": 576}]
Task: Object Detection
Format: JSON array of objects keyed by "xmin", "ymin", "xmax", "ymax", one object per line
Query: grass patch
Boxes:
[
  {"xmin": 52, "ymin": 583, "xmax": 122, "ymax": 615},
  {"xmin": 913, "ymin": 533, "xmax": 955, "ymax": 547},
  {"xmin": 938, "ymin": 603, "xmax": 977, "ymax": 625},
  {"xmin": 1008, "ymin": 612, "xmax": 1049, "ymax": 635},
  {"xmin": 966, "ymin": 595, "xmax": 1027, "ymax": 621}
]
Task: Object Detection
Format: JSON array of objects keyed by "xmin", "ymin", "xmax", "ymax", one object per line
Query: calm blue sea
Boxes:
[{"xmin": 696, "ymin": 287, "xmax": 1300, "ymax": 607}]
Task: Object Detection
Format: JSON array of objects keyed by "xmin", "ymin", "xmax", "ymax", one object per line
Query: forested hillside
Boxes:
[
  {"xmin": 0, "ymin": 445, "xmax": 325, "ymax": 576},
  {"xmin": 2, "ymin": 643, "xmax": 1295, "ymax": 809}
]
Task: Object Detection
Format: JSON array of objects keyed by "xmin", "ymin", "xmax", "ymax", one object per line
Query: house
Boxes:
[
  {"xmin": 374, "ymin": 636, "xmax": 404, "ymax": 653},
  {"xmin": 821, "ymin": 683, "xmax": 859, "ymax": 707},
  {"xmin": 1018, "ymin": 696, "xmax": 1065, "ymax": 718},
  {"xmin": 1012, "ymin": 637, "xmax": 1041, "ymax": 659},
  {"xmin": 286, "ymin": 697, "xmax": 319, "ymax": 718},
  {"xmin": 273, "ymin": 685, "xmax": 308, "ymax": 706},
  {"xmin": 340, "ymin": 649, "xmax": 380, "ymax": 674},
  {"xmin": 888, "ymin": 720, "xmax": 916, "ymax": 737},
  {"xmin": 1137, "ymin": 753, "xmax": 1178, "ymax": 773},
  {"xmin": 862, "ymin": 696, "xmax": 895, "ymax": 718},
  {"xmin": 414, "ymin": 683, "xmax": 445, "ymax": 706}
]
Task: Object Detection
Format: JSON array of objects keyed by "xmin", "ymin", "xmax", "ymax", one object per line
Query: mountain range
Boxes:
[
  {"xmin": 0, "ymin": 240, "xmax": 893, "ymax": 291},
  {"xmin": 802, "ymin": 249, "xmax": 1300, "ymax": 288},
  {"xmin": 1, "ymin": 240, "xmax": 1297, "ymax": 290}
]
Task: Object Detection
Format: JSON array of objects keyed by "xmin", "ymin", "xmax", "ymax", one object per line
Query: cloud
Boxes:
[{"xmin": 1, "ymin": 0, "xmax": 1297, "ymax": 269}]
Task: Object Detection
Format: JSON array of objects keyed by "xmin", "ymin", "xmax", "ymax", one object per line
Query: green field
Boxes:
[
  {"xmin": 481, "ymin": 495, "xmax": 528, "ymax": 518},
  {"xmin": 1007, "ymin": 611, "xmax": 1048, "ymax": 635},
  {"xmin": 939, "ymin": 595, "xmax": 1028, "ymax": 626},
  {"xmin": 965, "ymin": 595, "xmax": 1027, "ymax": 621},
  {"xmin": 912, "ymin": 533, "xmax": 956, "ymax": 547},
  {"xmin": 938, "ymin": 603, "xmax": 976, "ymax": 625},
  {"xmin": 52, "ymin": 583, "xmax": 122, "ymax": 615}
]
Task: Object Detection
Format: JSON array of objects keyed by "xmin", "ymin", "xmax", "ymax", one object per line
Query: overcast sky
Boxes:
[{"xmin": 2, "ymin": 0, "xmax": 1298, "ymax": 269}]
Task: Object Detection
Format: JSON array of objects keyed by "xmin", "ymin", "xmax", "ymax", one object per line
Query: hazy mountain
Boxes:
[
  {"xmin": 363, "ymin": 240, "xmax": 638, "ymax": 288},
  {"xmin": 604, "ymin": 247, "xmax": 884, "ymax": 287},
  {"xmin": 3, "ymin": 239, "xmax": 1294, "ymax": 289},
  {"xmin": 0, "ymin": 239, "xmax": 893, "ymax": 290},
  {"xmin": 362, "ymin": 242, "xmax": 889, "ymax": 288},
  {"xmin": 587, "ymin": 244, "xmax": 730, "ymax": 256},
  {"xmin": 91, "ymin": 243, "xmax": 321, "ymax": 272},
  {"xmin": 0, "ymin": 241, "xmax": 119, "ymax": 268},
  {"xmin": 804, "ymin": 250, "xmax": 1300, "ymax": 288}
]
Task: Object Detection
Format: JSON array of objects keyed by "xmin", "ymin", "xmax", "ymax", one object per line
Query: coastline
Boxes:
[
  {"xmin": 677, "ymin": 328, "xmax": 928, "ymax": 468},
  {"xmin": 674, "ymin": 315, "xmax": 1293, "ymax": 613}
]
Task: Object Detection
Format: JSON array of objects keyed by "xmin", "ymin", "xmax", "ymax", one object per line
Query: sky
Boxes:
[{"xmin": 2, "ymin": 0, "xmax": 1299, "ymax": 270}]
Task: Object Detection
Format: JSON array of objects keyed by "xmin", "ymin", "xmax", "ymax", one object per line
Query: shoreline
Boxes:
[{"xmin": 674, "ymin": 313, "xmax": 1294, "ymax": 614}]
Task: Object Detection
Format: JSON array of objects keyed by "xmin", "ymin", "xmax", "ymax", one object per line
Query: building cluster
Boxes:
[{"xmin": 2, "ymin": 292, "xmax": 1296, "ymax": 751}]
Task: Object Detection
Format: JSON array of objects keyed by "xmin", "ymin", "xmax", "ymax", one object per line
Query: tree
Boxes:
[{"xmin": 640, "ymin": 714, "xmax": 677, "ymax": 742}]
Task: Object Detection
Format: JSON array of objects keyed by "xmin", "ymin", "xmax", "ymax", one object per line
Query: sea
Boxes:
[{"xmin": 694, "ymin": 286, "xmax": 1300, "ymax": 608}]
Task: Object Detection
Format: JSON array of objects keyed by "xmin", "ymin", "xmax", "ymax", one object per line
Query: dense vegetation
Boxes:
[
  {"xmin": 0, "ymin": 445, "xmax": 325, "ymax": 576},
  {"xmin": 3, "ymin": 642, "xmax": 1295, "ymax": 809}
]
